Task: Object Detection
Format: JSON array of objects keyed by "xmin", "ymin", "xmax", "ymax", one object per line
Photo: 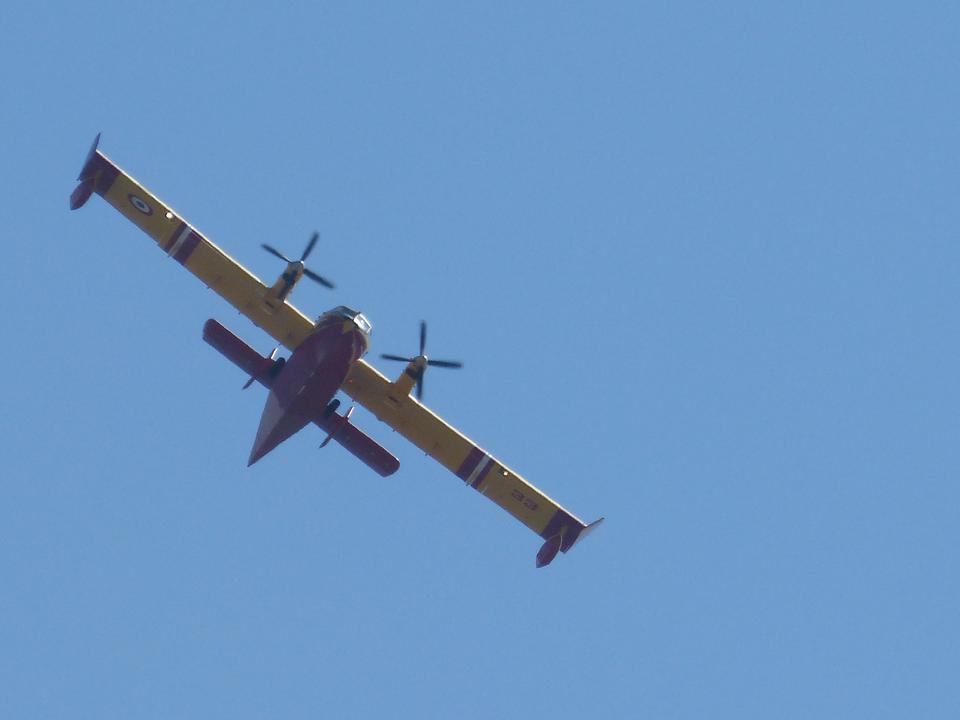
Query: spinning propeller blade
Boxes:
[
  {"xmin": 303, "ymin": 267, "xmax": 335, "ymax": 289},
  {"xmin": 261, "ymin": 244, "xmax": 291, "ymax": 263},
  {"xmin": 379, "ymin": 321, "xmax": 463, "ymax": 400},
  {"xmin": 426, "ymin": 359, "xmax": 463, "ymax": 369},
  {"xmin": 261, "ymin": 232, "xmax": 335, "ymax": 290},
  {"xmin": 301, "ymin": 231, "xmax": 319, "ymax": 262}
]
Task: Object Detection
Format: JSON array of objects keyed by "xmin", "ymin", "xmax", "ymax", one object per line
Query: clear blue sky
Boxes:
[{"xmin": 2, "ymin": 2, "xmax": 958, "ymax": 717}]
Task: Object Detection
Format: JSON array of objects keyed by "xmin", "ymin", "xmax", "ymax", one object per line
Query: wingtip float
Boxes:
[
  {"xmin": 69, "ymin": 132, "xmax": 101, "ymax": 210},
  {"xmin": 70, "ymin": 135, "xmax": 602, "ymax": 568}
]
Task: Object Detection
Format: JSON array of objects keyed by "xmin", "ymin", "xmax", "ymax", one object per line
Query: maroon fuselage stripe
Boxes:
[
  {"xmin": 455, "ymin": 446, "xmax": 485, "ymax": 483},
  {"xmin": 166, "ymin": 221, "xmax": 187, "ymax": 252},
  {"xmin": 173, "ymin": 230, "xmax": 201, "ymax": 265}
]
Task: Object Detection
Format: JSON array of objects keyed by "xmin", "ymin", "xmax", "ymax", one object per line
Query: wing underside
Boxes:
[
  {"xmin": 72, "ymin": 137, "xmax": 315, "ymax": 349},
  {"xmin": 342, "ymin": 360, "xmax": 602, "ymax": 559}
]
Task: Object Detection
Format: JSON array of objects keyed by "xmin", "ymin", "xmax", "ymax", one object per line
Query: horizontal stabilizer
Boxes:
[
  {"xmin": 203, "ymin": 319, "xmax": 275, "ymax": 388},
  {"xmin": 314, "ymin": 405, "xmax": 400, "ymax": 477},
  {"xmin": 202, "ymin": 318, "xmax": 399, "ymax": 476}
]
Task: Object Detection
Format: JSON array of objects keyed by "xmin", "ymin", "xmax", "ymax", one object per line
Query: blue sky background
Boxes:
[{"xmin": 2, "ymin": 2, "xmax": 958, "ymax": 717}]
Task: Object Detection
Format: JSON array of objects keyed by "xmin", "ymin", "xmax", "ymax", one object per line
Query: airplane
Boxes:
[{"xmin": 70, "ymin": 135, "xmax": 602, "ymax": 568}]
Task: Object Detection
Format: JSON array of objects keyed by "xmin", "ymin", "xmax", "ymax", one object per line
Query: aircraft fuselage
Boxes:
[{"xmin": 248, "ymin": 313, "xmax": 369, "ymax": 465}]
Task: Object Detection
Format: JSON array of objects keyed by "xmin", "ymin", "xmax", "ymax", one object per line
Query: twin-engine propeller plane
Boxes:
[{"xmin": 70, "ymin": 135, "xmax": 602, "ymax": 568}]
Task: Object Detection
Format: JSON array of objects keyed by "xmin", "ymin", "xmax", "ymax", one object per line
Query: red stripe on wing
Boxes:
[{"xmin": 173, "ymin": 230, "xmax": 201, "ymax": 264}]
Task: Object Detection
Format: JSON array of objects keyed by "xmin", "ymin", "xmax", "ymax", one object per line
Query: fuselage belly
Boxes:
[{"xmin": 248, "ymin": 316, "xmax": 368, "ymax": 465}]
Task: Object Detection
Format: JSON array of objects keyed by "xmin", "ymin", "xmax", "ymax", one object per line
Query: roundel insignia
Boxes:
[{"xmin": 128, "ymin": 194, "xmax": 153, "ymax": 215}]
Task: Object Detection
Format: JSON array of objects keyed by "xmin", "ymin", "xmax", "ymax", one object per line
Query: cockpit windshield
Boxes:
[{"xmin": 322, "ymin": 305, "xmax": 373, "ymax": 335}]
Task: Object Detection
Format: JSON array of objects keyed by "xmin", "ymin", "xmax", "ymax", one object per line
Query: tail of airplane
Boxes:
[
  {"xmin": 202, "ymin": 319, "xmax": 399, "ymax": 476},
  {"xmin": 247, "ymin": 392, "xmax": 312, "ymax": 466}
]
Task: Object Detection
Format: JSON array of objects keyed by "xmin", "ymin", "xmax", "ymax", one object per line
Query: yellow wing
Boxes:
[
  {"xmin": 71, "ymin": 135, "xmax": 315, "ymax": 349},
  {"xmin": 342, "ymin": 360, "xmax": 603, "ymax": 564},
  {"xmin": 72, "ymin": 137, "xmax": 602, "ymax": 566}
]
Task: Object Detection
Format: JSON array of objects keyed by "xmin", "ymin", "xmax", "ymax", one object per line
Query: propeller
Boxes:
[
  {"xmin": 261, "ymin": 231, "xmax": 335, "ymax": 289},
  {"xmin": 380, "ymin": 321, "xmax": 463, "ymax": 400}
]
